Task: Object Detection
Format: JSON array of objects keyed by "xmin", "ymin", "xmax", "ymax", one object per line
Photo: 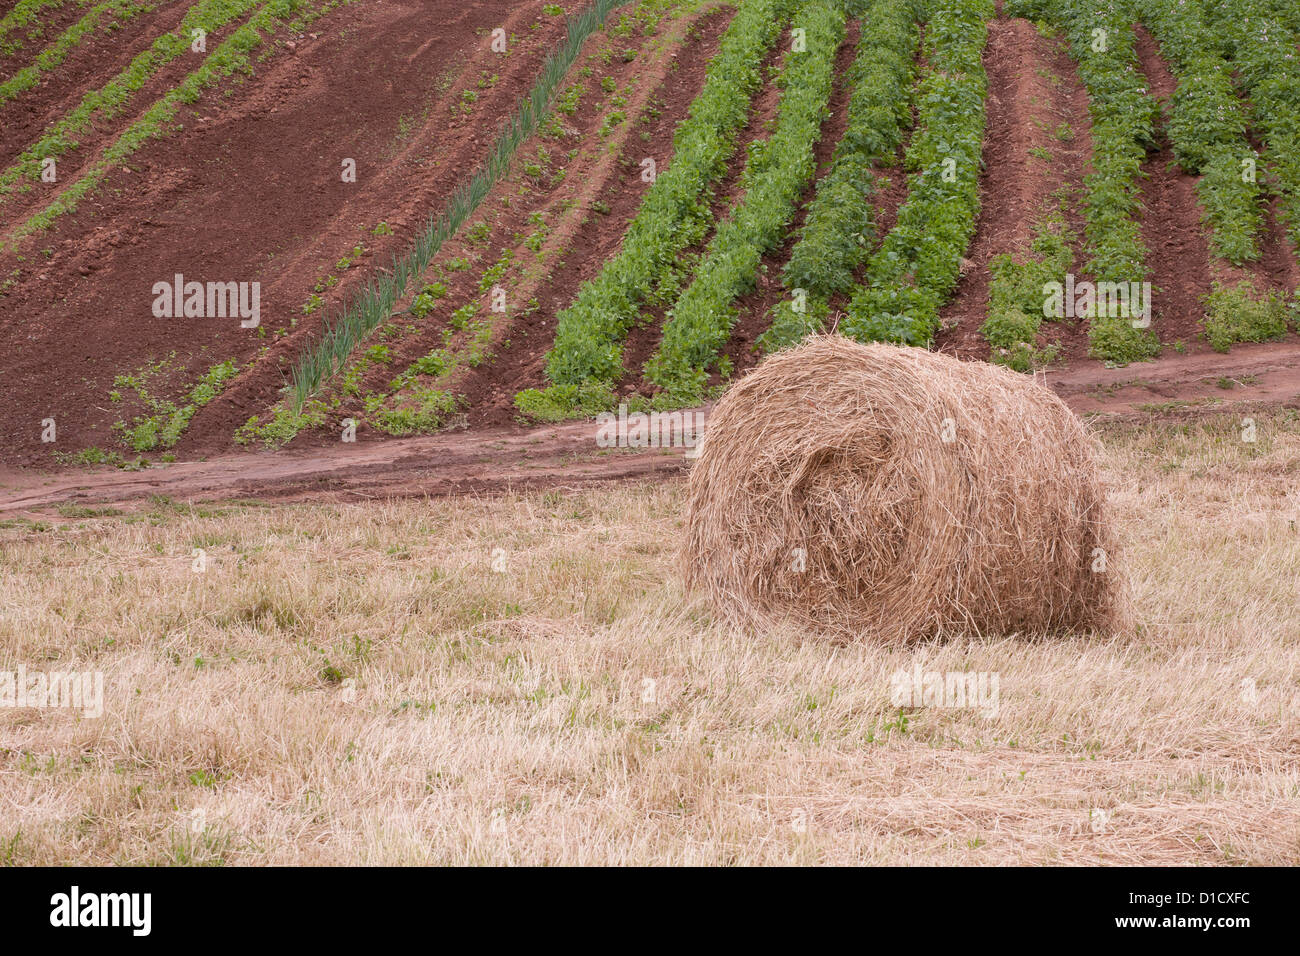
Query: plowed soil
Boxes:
[
  {"xmin": 0, "ymin": 0, "xmax": 579, "ymax": 464},
  {"xmin": 1, "ymin": 3, "xmax": 1299, "ymax": 497}
]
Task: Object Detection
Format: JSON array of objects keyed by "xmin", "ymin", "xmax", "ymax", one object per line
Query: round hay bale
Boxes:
[{"xmin": 682, "ymin": 334, "xmax": 1129, "ymax": 641}]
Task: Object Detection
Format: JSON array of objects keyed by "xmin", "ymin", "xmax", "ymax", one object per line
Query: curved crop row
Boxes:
[
  {"xmin": 840, "ymin": 0, "xmax": 994, "ymax": 347},
  {"xmin": 516, "ymin": 0, "xmax": 791, "ymax": 418},
  {"xmin": 0, "ymin": 0, "xmax": 158, "ymax": 107},
  {"xmin": 1009, "ymin": 0, "xmax": 1159, "ymax": 363},
  {"xmin": 759, "ymin": 0, "xmax": 923, "ymax": 353},
  {"xmin": 1134, "ymin": 0, "xmax": 1262, "ymax": 265},
  {"xmin": 0, "ymin": 0, "xmax": 266, "ymax": 199},
  {"xmin": 643, "ymin": 0, "xmax": 845, "ymax": 403}
]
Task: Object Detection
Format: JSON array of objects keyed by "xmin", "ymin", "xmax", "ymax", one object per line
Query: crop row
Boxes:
[
  {"xmin": 1009, "ymin": 0, "xmax": 1159, "ymax": 363},
  {"xmin": 1134, "ymin": 0, "xmax": 1262, "ymax": 265},
  {"xmin": 840, "ymin": 0, "xmax": 994, "ymax": 347},
  {"xmin": 0, "ymin": 0, "xmax": 267, "ymax": 199},
  {"xmin": 642, "ymin": 0, "xmax": 845, "ymax": 404},
  {"xmin": 1205, "ymin": 0, "xmax": 1300, "ymax": 260},
  {"xmin": 0, "ymin": 0, "xmax": 158, "ymax": 107},
  {"xmin": 759, "ymin": 0, "xmax": 923, "ymax": 353},
  {"xmin": 517, "ymin": 0, "xmax": 791, "ymax": 418}
]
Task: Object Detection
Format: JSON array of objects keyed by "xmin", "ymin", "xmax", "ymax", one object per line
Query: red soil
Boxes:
[
  {"xmin": 0, "ymin": 0, "xmax": 577, "ymax": 466},
  {"xmin": 937, "ymin": 16, "xmax": 1081, "ymax": 359},
  {"xmin": 1131, "ymin": 24, "xmax": 1299, "ymax": 352},
  {"xmin": 2, "ymin": 6, "xmax": 1299, "ymax": 491}
]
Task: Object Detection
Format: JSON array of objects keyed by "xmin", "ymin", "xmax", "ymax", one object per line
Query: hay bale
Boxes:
[{"xmin": 682, "ymin": 335, "xmax": 1128, "ymax": 641}]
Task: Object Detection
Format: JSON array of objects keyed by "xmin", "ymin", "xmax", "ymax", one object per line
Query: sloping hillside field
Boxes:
[{"xmin": 0, "ymin": 0, "xmax": 1296, "ymax": 467}]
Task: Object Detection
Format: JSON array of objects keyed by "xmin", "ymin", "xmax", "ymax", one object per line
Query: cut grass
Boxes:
[{"xmin": 1, "ymin": 408, "xmax": 1298, "ymax": 864}]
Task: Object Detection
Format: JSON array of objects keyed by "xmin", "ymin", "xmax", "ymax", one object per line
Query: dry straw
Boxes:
[{"xmin": 682, "ymin": 335, "xmax": 1130, "ymax": 641}]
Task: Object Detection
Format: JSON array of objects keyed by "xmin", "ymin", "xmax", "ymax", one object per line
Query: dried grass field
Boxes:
[{"xmin": 2, "ymin": 408, "xmax": 1297, "ymax": 865}]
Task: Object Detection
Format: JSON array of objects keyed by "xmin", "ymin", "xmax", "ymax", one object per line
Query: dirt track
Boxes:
[
  {"xmin": 0, "ymin": 412, "xmax": 690, "ymax": 514},
  {"xmin": 4, "ymin": 343, "xmax": 1298, "ymax": 515}
]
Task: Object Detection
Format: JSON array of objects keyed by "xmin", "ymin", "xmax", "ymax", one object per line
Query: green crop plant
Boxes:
[
  {"xmin": 842, "ymin": 0, "xmax": 995, "ymax": 347},
  {"xmin": 644, "ymin": 0, "xmax": 846, "ymax": 404},
  {"xmin": 518, "ymin": 0, "xmax": 793, "ymax": 418},
  {"xmin": 981, "ymin": 204, "xmax": 1073, "ymax": 371},
  {"xmin": 1202, "ymin": 281, "xmax": 1289, "ymax": 352}
]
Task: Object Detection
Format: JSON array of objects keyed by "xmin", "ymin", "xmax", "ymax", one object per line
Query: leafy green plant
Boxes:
[
  {"xmin": 520, "ymin": 0, "xmax": 792, "ymax": 416},
  {"xmin": 842, "ymin": 0, "xmax": 995, "ymax": 347},
  {"xmin": 234, "ymin": 400, "xmax": 328, "ymax": 448},
  {"xmin": 1202, "ymin": 281, "xmax": 1288, "ymax": 352},
  {"xmin": 645, "ymin": 0, "xmax": 846, "ymax": 404},
  {"xmin": 1201, "ymin": 0, "xmax": 1300, "ymax": 264},
  {"xmin": 982, "ymin": 204, "xmax": 1073, "ymax": 371},
  {"xmin": 114, "ymin": 359, "xmax": 239, "ymax": 452}
]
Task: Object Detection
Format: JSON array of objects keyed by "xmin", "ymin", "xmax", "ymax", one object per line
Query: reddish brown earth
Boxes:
[
  {"xmin": 0, "ymin": 1, "xmax": 93, "ymax": 77},
  {"xmin": 2, "ymin": 7, "xmax": 1299, "ymax": 496},
  {"xmin": 271, "ymin": 2, "xmax": 735, "ymax": 441},
  {"xmin": 0, "ymin": 0, "xmax": 578, "ymax": 466},
  {"xmin": 1129, "ymin": 25, "xmax": 1299, "ymax": 351},
  {"xmin": 0, "ymin": 412, "xmax": 693, "ymax": 515},
  {"xmin": 937, "ymin": 15, "xmax": 1093, "ymax": 360},
  {"xmin": 1130, "ymin": 24, "xmax": 1225, "ymax": 352}
]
